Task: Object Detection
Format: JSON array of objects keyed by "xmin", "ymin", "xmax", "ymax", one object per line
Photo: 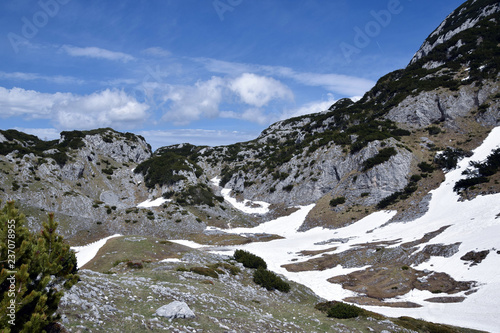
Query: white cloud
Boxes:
[
  {"xmin": 220, "ymin": 108, "xmax": 275, "ymax": 125},
  {"xmin": 12, "ymin": 127, "xmax": 60, "ymax": 141},
  {"xmin": 0, "ymin": 87, "xmax": 149, "ymax": 130},
  {"xmin": 142, "ymin": 47, "xmax": 171, "ymax": 57},
  {"xmin": 161, "ymin": 77, "xmax": 225, "ymax": 125},
  {"xmin": 0, "ymin": 87, "xmax": 70, "ymax": 118},
  {"xmin": 0, "ymin": 71, "xmax": 84, "ymax": 85},
  {"xmin": 54, "ymin": 89, "xmax": 149, "ymax": 129},
  {"xmin": 280, "ymin": 94, "xmax": 337, "ymax": 120},
  {"xmin": 62, "ymin": 45, "xmax": 135, "ymax": 62},
  {"xmin": 138, "ymin": 129, "xmax": 258, "ymax": 150},
  {"xmin": 157, "ymin": 74, "xmax": 293, "ymax": 125},
  {"xmin": 284, "ymin": 72, "xmax": 374, "ymax": 97},
  {"xmin": 196, "ymin": 57, "xmax": 375, "ymax": 97},
  {"xmin": 229, "ymin": 73, "xmax": 294, "ymax": 107}
]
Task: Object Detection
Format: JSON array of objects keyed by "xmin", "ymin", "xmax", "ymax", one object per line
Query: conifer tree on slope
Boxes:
[{"xmin": 0, "ymin": 201, "xmax": 78, "ymax": 333}]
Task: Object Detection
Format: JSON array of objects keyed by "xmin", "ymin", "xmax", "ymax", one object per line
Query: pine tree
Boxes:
[{"xmin": 0, "ymin": 201, "xmax": 78, "ymax": 333}]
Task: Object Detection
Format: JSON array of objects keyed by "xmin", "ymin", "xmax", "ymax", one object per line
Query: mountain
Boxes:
[{"xmin": 1, "ymin": 0, "xmax": 500, "ymax": 331}]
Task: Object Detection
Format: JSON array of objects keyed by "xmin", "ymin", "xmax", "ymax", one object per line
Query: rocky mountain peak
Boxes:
[{"xmin": 410, "ymin": 0, "xmax": 500, "ymax": 65}]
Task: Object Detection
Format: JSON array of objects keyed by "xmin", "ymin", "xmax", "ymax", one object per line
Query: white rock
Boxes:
[{"xmin": 155, "ymin": 301, "xmax": 195, "ymax": 319}]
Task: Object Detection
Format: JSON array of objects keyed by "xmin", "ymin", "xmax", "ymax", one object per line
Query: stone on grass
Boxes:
[{"xmin": 156, "ymin": 301, "xmax": 195, "ymax": 319}]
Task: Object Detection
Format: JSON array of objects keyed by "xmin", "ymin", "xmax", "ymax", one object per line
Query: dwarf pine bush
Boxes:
[{"xmin": 0, "ymin": 201, "xmax": 78, "ymax": 332}]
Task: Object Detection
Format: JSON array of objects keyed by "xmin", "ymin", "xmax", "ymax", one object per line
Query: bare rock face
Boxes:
[
  {"xmin": 385, "ymin": 83, "xmax": 500, "ymax": 128},
  {"xmin": 80, "ymin": 133, "xmax": 151, "ymax": 164}
]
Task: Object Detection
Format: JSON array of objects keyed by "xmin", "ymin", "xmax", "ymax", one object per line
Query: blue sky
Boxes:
[{"xmin": 0, "ymin": 0, "xmax": 465, "ymax": 150}]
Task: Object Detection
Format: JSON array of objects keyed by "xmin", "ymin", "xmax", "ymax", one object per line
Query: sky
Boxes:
[{"xmin": 0, "ymin": 0, "xmax": 465, "ymax": 150}]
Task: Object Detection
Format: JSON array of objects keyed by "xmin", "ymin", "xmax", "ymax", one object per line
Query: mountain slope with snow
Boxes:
[{"xmin": 208, "ymin": 126, "xmax": 500, "ymax": 332}]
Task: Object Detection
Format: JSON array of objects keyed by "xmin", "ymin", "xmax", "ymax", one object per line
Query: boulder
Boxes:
[{"xmin": 155, "ymin": 301, "xmax": 195, "ymax": 319}]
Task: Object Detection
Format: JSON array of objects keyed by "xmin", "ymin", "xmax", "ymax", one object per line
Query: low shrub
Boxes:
[
  {"xmin": 434, "ymin": 147, "xmax": 472, "ymax": 170},
  {"xmin": 329, "ymin": 196, "xmax": 346, "ymax": 207},
  {"xmin": 234, "ymin": 250, "xmax": 267, "ymax": 269},
  {"xmin": 426, "ymin": 125, "xmax": 441, "ymax": 135},
  {"xmin": 126, "ymin": 261, "xmax": 144, "ymax": 269},
  {"xmin": 315, "ymin": 301, "xmax": 363, "ymax": 319},
  {"xmin": 253, "ymin": 268, "xmax": 290, "ymax": 292},
  {"xmin": 362, "ymin": 147, "xmax": 397, "ymax": 171},
  {"xmin": 327, "ymin": 302, "xmax": 362, "ymax": 319},
  {"xmin": 418, "ymin": 161, "xmax": 435, "ymax": 173}
]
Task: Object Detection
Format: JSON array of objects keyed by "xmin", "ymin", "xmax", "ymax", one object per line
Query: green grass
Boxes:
[{"xmin": 81, "ymin": 236, "xmax": 191, "ymax": 272}]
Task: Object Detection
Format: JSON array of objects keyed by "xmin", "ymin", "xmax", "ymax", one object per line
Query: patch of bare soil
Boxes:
[
  {"xmin": 189, "ymin": 232, "xmax": 283, "ymax": 246},
  {"xmin": 460, "ymin": 250, "xmax": 490, "ymax": 266},
  {"xmin": 328, "ymin": 265, "xmax": 475, "ymax": 300},
  {"xmin": 424, "ymin": 296, "xmax": 466, "ymax": 303},
  {"xmin": 343, "ymin": 296, "xmax": 422, "ymax": 308},
  {"xmin": 299, "ymin": 194, "xmax": 375, "ymax": 231},
  {"xmin": 298, "ymin": 246, "xmax": 337, "ymax": 256}
]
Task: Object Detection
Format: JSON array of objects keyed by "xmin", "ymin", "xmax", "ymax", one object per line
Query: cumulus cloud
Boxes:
[
  {"xmin": 196, "ymin": 57, "xmax": 375, "ymax": 97},
  {"xmin": 54, "ymin": 89, "xmax": 149, "ymax": 129},
  {"xmin": 62, "ymin": 45, "xmax": 135, "ymax": 62},
  {"xmin": 158, "ymin": 74, "xmax": 293, "ymax": 125},
  {"xmin": 0, "ymin": 87, "xmax": 70, "ymax": 119},
  {"xmin": 161, "ymin": 77, "xmax": 224, "ymax": 125},
  {"xmin": 0, "ymin": 87, "xmax": 149, "ymax": 130},
  {"xmin": 229, "ymin": 73, "xmax": 293, "ymax": 107},
  {"xmin": 280, "ymin": 94, "xmax": 337, "ymax": 120}
]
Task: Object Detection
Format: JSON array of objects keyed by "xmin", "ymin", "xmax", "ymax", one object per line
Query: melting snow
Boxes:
[
  {"xmin": 71, "ymin": 234, "xmax": 122, "ymax": 269},
  {"xmin": 211, "ymin": 177, "xmax": 270, "ymax": 214},
  {"xmin": 169, "ymin": 239, "xmax": 206, "ymax": 249},
  {"xmin": 137, "ymin": 197, "xmax": 171, "ymax": 208},
  {"xmin": 159, "ymin": 258, "xmax": 182, "ymax": 263}
]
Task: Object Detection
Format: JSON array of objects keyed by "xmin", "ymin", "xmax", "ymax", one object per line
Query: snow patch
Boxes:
[
  {"xmin": 159, "ymin": 258, "xmax": 182, "ymax": 263},
  {"xmin": 168, "ymin": 239, "xmax": 206, "ymax": 249},
  {"xmin": 137, "ymin": 197, "xmax": 171, "ymax": 208},
  {"xmin": 211, "ymin": 177, "xmax": 270, "ymax": 214},
  {"xmin": 71, "ymin": 234, "xmax": 122, "ymax": 269}
]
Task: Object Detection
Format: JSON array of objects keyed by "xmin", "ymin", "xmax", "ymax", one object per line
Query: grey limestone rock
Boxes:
[{"xmin": 155, "ymin": 301, "xmax": 195, "ymax": 319}]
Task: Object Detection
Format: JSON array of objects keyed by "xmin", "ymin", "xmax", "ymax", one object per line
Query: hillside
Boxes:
[{"xmin": 1, "ymin": 0, "xmax": 500, "ymax": 331}]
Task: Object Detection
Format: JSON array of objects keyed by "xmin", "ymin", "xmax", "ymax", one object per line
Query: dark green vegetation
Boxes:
[
  {"xmin": 233, "ymin": 249, "xmax": 267, "ymax": 269},
  {"xmin": 0, "ymin": 201, "xmax": 78, "ymax": 332},
  {"xmin": 362, "ymin": 147, "xmax": 397, "ymax": 171},
  {"xmin": 315, "ymin": 301, "xmax": 364, "ymax": 319},
  {"xmin": 233, "ymin": 250, "xmax": 290, "ymax": 292},
  {"xmin": 329, "ymin": 196, "xmax": 346, "ymax": 207},
  {"xmin": 134, "ymin": 150, "xmax": 200, "ymax": 188},
  {"xmin": 253, "ymin": 267, "xmax": 291, "ymax": 292},
  {"xmin": 174, "ymin": 184, "xmax": 224, "ymax": 207},
  {"xmin": 435, "ymin": 148, "xmax": 473, "ymax": 171},
  {"xmin": 454, "ymin": 148, "xmax": 500, "ymax": 193}
]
